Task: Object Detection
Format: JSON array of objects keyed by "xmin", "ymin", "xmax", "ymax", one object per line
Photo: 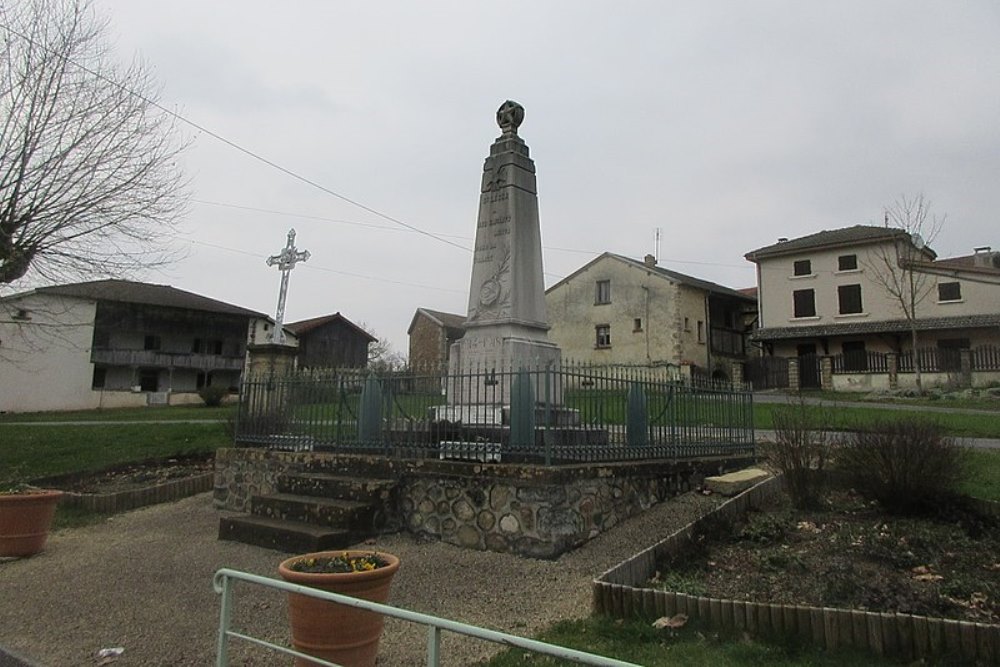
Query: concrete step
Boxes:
[
  {"xmin": 218, "ymin": 515, "xmax": 352, "ymax": 553},
  {"xmin": 277, "ymin": 473, "xmax": 396, "ymax": 503},
  {"xmin": 250, "ymin": 493, "xmax": 378, "ymax": 531}
]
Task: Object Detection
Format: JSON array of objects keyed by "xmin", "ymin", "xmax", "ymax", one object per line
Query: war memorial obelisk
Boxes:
[{"xmin": 446, "ymin": 101, "xmax": 562, "ymax": 418}]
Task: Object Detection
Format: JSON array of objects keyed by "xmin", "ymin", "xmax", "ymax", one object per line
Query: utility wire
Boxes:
[{"xmin": 0, "ymin": 20, "xmax": 470, "ymax": 253}]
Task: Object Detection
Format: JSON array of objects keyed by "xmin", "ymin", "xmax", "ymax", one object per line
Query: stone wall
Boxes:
[{"xmin": 215, "ymin": 448, "xmax": 754, "ymax": 559}]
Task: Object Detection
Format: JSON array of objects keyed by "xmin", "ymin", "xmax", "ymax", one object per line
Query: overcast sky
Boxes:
[{"xmin": 63, "ymin": 2, "xmax": 1000, "ymax": 352}]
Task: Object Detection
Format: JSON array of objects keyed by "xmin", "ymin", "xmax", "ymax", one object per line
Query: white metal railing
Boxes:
[{"xmin": 213, "ymin": 568, "xmax": 641, "ymax": 667}]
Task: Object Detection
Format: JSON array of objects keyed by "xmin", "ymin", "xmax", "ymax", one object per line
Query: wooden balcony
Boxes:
[{"xmin": 91, "ymin": 349, "xmax": 244, "ymax": 371}]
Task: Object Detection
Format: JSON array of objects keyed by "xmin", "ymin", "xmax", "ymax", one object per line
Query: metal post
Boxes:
[
  {"xmin": 215, "ymin": 573, "xmax": 232, "ymax": 667},
  {"xmin": 427, "ymin": 626, "xmax": 441, "ymax": 666}
]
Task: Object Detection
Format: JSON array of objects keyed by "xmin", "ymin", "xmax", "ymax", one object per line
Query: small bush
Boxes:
[
  {"xmin": 760, "ymin": 399, "xmax": 831, "ymax": 509},
  {"xmin": 836, "ymin": 418, "xmax": 968, "ymax": 515},
  {"xmin": 197, "ymin": 385, "xmax": 230, "ymax": 407}
]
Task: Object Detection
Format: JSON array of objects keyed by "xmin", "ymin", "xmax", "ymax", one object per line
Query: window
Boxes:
[
  {"xmin": 92, "ymin": 367, "xmax": 107, "ymax": 389},
  {"xmin": 595, "ymin": 280, "xmax": 611, "ymax": 304},
  {"xmin": 842, "ymin": 341, "xmax": 867, "ymax": 372},
  {"xmin": 793, "ymin": 259, "xmax": 812, "ymax": 276},
  {"xmin": 12, "ymin": 308, "xmax": 31, "ymax": 321},
  {"xmin": 838, "ymin": 284, "xmax": 863, "ymax": 314},
  {"xmin": 595, "ymin": 324, "xmax": 611, "ymax": 348},
  {"xmin": 633, "ymin": 318, "xmax": 642, "ymax": 332},
  {"xmin": 143, "ymin": 335, "xmax": 161, "ymax": 351},
  {"xmin": 938, "ymin": 282, "xmax": 962, "ymax": 302},
  {"xmin": 683, "ymin": 317, "xmax": 690, "ymax": 331},
  {"xmin": 192, "ymin": 338, "xmax": 203, "ymax": 353},
  {"xmin": 838, "ymin": 254, "xmax": 858, "ymax": 271},
  {"xmin": 210, "ymin": 339, "xmax": 224, "ymax": 355},
  {"xmin": 196, "ymin": 372, "xmax": 212, "ymax": 389},
  {"xmin": 793, "ymin": 289, "xmax": 816, "ymax": 318},
  {"xmin": 697, "ymin": 321, "xmax": 704, "ymax": 343}
]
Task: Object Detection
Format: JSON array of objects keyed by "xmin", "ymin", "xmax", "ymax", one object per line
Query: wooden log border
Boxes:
[
  {"xmin": 592, "ymin": 475, "xmax": 1000, "ymax": 664},
  {"xmin": 56, "ymin": 472, "xmax": 214, "ymax": 514}
]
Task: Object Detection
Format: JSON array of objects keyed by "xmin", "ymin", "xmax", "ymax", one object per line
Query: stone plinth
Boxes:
[{"xmin": 704, "ymin": 468, "xmax": 771, "ymax": 496}]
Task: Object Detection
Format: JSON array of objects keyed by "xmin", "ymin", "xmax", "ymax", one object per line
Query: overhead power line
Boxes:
[{"xmin": 0, "ymin": 19, "xmax": 470, "ymax": 253}]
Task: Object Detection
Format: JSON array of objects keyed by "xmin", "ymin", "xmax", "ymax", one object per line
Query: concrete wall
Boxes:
[
  {"xmin": 214, "ymin": 448, "xmax": 754, "ymax": 559},
  {"xmin": 0, "ymin": 294, "xmax": 98, "ymax": 412}
]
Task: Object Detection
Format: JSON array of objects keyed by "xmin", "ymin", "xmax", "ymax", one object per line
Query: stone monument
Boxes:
[{"xmin": 444, "ymin": 101, "xmax": 563, "ymax": 422}]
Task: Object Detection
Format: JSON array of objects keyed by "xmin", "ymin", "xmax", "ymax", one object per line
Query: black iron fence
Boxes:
[
  {"xmin": 235, "ymin": 363, "xmax": 755, "ymax": 464},
  {"xmin": 831, "ymin": 350, "xmax": 890, "ymax": 374}
]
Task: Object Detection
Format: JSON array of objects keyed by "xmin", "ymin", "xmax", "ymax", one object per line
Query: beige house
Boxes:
[
  {"xmin": 545, "ymin": 253, "xmax": 756, "ymax": 379},
  {"xmin": 0, "ymin": 280, "xmax": 272, "ymax": 412},
  {"xmin": 745, "ymin": 225, "xmax": 1000, "ymax": 390}
]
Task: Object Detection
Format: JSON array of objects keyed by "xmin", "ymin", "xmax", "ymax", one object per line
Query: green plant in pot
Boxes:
[
  {"xmin": 278, "ymin": 550, "xmax": 400, "ymax": 667},
  {"xmin": 0, "ymin": 474, "xmax": 63, "ymax": 557}
]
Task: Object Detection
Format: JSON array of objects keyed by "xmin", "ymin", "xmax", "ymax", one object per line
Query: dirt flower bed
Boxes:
[
  {"xmin": 48, "ymin": 455, "xmax": 214, "ymax": 494},
  {"xmin": 649, "ymin": 487, "xmax": 1000, "ymax": 624}
]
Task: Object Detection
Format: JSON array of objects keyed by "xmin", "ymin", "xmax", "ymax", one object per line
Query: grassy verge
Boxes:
[
  {"xmin": 774, "ymin": 390, "xmax": 1000, "ymax": 412},
  {"xmin": 754, "ymin": 403, "xmax": 1000, "ymax": 439},
  {"xmin": 0, "ymin": 422, "xmax": 228, "ymax": 480},
  {"xmin": 958, "ymin": 448, "xmax": 1000, "ymax": 502},
  {"xmin": 486, "ymin": 617, "xmax": 903, "ymax": 666},
  {"xmin": 0, "ymin": 404, "xmax": 235, "ymax": 423}
]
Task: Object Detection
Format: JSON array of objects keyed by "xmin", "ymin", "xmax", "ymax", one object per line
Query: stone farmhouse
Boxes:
[
  {"xmin": 745, "ymin": 225, "xmax": 1000, "ymax": 390},
  {"xmin": 0, "ymin": 279, "xmax": 276, "ymax": 412},
  {"xmin": 406, "ymin": 308, "xmax": 468, "ymax": 370},
  {"xmin": 545, "ymin": 253, "xmax": 756, "ymax": 379}
]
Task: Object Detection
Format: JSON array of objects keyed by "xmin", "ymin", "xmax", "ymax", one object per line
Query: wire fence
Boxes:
[{"xmin": 234, "ymin": 362, "xmax": 755, "ymax": 464}]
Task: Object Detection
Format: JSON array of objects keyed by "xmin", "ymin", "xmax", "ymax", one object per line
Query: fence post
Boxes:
[
  {"xmin": 887, "ymin": 353, "xmax": 898, "ymax": 390},
  {"xmin": 820, "ymin": 356, "xmax": 833, "ymax": 390},
  {"xmin": 626, "ymin": 382, "xmax": 648, "ymax": 447},
  {"xmin": 357, "ymin": 374, "xmax": 383, "ymax": 446},
  {"xmin": 510, "ymin": 368, "xmax": 535, "ymax": 454}
]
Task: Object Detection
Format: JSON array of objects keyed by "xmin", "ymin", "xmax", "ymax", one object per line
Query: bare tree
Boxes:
[
  {"xmin": 0, "ymin": 0, "xmax": 187, "ymax": 288},
  {"xmin": 359, "ymin": 322, "xmax": 407, "ymax": 372},
  {"xmin": 864, "ymin": 194, "xmax": 944, "ymax": 391}
]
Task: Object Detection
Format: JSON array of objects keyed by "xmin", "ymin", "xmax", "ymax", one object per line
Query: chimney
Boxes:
[
  {"xmin": 973, "ymin": 246, "xmax": 998, "ymax": 268},
  {"xmin": 643, "ymin": 254, "xmax": 657, "ymax": 268},
  {"xmin": 777, "ymin": 237, "xmax": 789, "ymax": 243}
]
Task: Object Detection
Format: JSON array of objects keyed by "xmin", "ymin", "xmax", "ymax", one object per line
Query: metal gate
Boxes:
[
  {"xmin": 744, "ymin": 356, "xmax": 789, "ymax": 389},
  {"xmin": 798, "ymin": 353, "xmax": 821, "ymax": 389}
]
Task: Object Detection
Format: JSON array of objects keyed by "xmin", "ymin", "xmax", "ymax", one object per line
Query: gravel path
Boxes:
[{"xmin": 0, "ymin": 491, "xmax": 719, "ymax": 666}]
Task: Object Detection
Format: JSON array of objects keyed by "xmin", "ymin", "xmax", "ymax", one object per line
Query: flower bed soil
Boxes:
[
  {"xmin": 39, "ymin": 454, "xmax": 214, "ymax": 494},
  {"xmin": 650, "ymin": 487, "xmax": 1000, "ymax": 625}
]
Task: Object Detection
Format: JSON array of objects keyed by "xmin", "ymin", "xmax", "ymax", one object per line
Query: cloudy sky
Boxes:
[{"xmin": 57, "ymin": 2, "xmax": 1000, "ymax": 352}]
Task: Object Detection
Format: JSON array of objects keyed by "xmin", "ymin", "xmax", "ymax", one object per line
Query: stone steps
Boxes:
[
  {"xmin": 277, "ymin": 473, "xmax": 396, "ymax": 504},
  {"xmin": 219, "ymin": 466, "xmax": 399, "ymax": 552},
  {"xmin": 218, "ymin": 515, "xmax": 352, "ymax": 553}
]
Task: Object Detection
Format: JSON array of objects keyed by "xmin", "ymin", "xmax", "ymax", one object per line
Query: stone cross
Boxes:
[{"xmin": 266, "ymin": 228, "xmax": 310, "ymax": 344}]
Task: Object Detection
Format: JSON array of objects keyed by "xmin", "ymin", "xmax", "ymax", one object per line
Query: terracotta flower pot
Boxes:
[
  {"xmin": 0, "ymin": 489, "xmax": 63, "ymax": 557},
  {"xmin": 278, "ymin": 550, "xmax": 400, "ymax": 667}
]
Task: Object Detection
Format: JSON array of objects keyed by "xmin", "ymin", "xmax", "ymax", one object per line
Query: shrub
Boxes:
[
  {"xmin": 197, "ymin": 385, "xmax": 230, "ymax": 407},
  {"xmin": 836, "ymin": 417, "xmax": 968, "ymax": 515},
  {"xmin": 760, "ymin": 399, "xmax": 831, "ymax": 509}
]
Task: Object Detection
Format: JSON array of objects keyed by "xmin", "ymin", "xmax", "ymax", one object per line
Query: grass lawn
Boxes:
[
  {"xmin": 776, "ymin": 389, "xmax": 1000, "ymax": 413},
  {"xmin": 753, "ymin": 402, "xmax": 1000, "ymax": 439},
  {"xmin": 486, "ymin": 617, "xmax": 904, "ymax": 666},
  {"xmin": 959, "ymin": 448, "xmax": 1000, "ymax": 501},
  {"xmin": 0, "ymin": 422, "xmax": 228, "ymax": 481},
  {"xmin": 0, "ymin": 403, "xmax": 234, "ymax": 423}
]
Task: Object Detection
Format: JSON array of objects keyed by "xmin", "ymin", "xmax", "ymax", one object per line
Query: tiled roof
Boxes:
[
  {"xmin": 29, "ymin": 279, "xmax": 265, "ymax": 318},
  {"xmin": 546, "ymin": 253, "xmax": 755, "ymax": 302},
  {"xmin": 930, "ymin": 253, "xmax": 1000, "ymax": 274},
  {"xmin": 286, "ymin": 313, "xmax": 376, "ymax": 341},
  {"xmin": 745, "ymin": 225, "xmax": 918, "ymax": 261},
  {"xmin": 408, "ymin": 308, "xmax": 467, "ymax": 336},
  {"xmin": 753, "ymin": 314, "xmax": 1000, "ymax": 341}
]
